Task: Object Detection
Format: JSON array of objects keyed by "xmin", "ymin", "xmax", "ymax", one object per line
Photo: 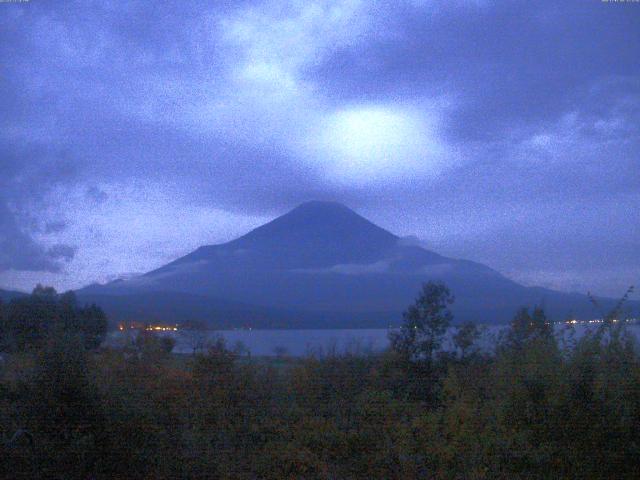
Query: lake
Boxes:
[{"xmin": 106, "ymin": 323, "xmax": 640, "ymax": 357}]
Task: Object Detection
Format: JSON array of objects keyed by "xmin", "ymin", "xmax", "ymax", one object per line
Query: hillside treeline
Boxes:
[
  {"xmin": 0, "ymin": 283, "xmax": 639, "ymax": 479},
  {"xmin": 0, "ymin": 285, "xmax": 107, "ymax": 352}
]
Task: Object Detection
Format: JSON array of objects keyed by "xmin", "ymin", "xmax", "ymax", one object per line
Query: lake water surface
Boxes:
[{"xmin": 107, "ymin": 323, "xmax": 640, "ymax": 357}]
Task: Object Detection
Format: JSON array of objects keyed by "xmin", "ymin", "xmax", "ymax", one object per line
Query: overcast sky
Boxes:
[{"xmin": 1, "ymin": 0, "xmax": 638, "ymax": 298}]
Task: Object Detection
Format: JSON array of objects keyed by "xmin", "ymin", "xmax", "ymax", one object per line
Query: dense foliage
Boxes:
[
  {"xmin": 0, "ymin": 283, "xmax": 639, "ymax": 479},
  {"xmin": 0, "ymin": 285, "xmax": 108, "ymax": 352}
]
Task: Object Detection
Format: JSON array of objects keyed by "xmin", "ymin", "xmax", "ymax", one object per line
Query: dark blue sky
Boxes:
[{"xmin": 1, "ymin": 0, "xmax": 638, "ymax": 298}]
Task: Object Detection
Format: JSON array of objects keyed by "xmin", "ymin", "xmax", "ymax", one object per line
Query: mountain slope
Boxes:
[
  {"xmin": 153, "ymin": 200, "xmax": 401, "ymax": 273},
  {"xmin": 0, "ymin": 288, "xmax": 27, "ymax": 303},
  {"xmin": 78, "ymin": 201, "xmax": 637, "ymax": 326}
]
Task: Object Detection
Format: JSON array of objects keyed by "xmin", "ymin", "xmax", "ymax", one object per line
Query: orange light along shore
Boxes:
[
  {"xmin": 117, "ymin": 322, "xmax": 179, "ymax": 332},
  {"xmin": 555, "ymin": 318, "xmax": 639, "ymax": 326}
]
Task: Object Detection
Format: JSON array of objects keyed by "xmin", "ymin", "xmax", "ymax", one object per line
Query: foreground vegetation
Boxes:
[{"xmin": 1, "ymin": 284, "xmax": 639, "ymax": 479}]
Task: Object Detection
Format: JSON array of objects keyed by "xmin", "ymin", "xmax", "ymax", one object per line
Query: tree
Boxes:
[
  {"xmin": 2, "ymin": 286, "xmax": 108, "ymax": 352},
  {"xmin": 273, "ymin": 345, "xmax": 288, "ymax": 359},
  {"xmin": 453, "ymin": 322, "xmax": 481, "ymax": 360},
  {"xmin": 32, "ymin": 284, "xmax": 58, "ymax": 300},
  {"xmin": 134, "ymin": 331, "xmax": 176, "ymax": 358},
  {"xmin": 26, "ymin": 333, "xmax": 104, "ymax": 478},
  {"xmin": 0, "ymin": 297, "xmax": 5, "ymax": 350},
  {"xmin": 503, "ymin": 306, "xmax": 553, "ymax": 351},
  {"xmin": 78, "ymin": 303, "xmax": 108, "ymax": 350},
  {"xmin": 589, "ymin": 286, "xmax": 635, "ymax": 342},
  {"xmin": 390, "ymin": 282, "xmax": 454, "ymax": 362},
  {"xmin": 4, "ymin": 290, "xmax": 54, "ymax": 351}
]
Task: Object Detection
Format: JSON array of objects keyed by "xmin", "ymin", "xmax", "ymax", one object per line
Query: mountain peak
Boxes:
[
  {"xmin": 271, "ymin": 201, "xmax": 371, "ymax": 229},
  {"xmin": 291, "ymin": 200, "xmax": 353, "ymax": 214},
  {"xmin": 233, "ymin": 201, "xmax": 398, "ymax": 248},
  {"xmin": 191, "ymin": 200, "xmax": 400, "ymax": 268},
  {"xmin": 157, "ymin": 200, "xmax": 400, "ymax": 271}
]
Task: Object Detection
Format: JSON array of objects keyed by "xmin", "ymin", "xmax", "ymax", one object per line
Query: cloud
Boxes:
[
  {"xmin": 0, "ymin": 200, "xmax": 74, "ymax": 273},
  {"xmin": 44, "ymin": 221, "xmax": 67, "ymax": 234},
  {"xmin": 47, "ymin": 244, "xmax": 77, "ymax": 263},
  {"xmin": 0, "ymin": 0, "xmax": 637, "ymax": 297},
  {"xmin": 293, "ymin": 259, "xmax": 392, "ymax": 275},
  {"xmin": 310, "ymin": 104, "xmax": 449, "ymax": 185},
  {"xmin": 86, "ymin": 186, "xmax": 108, "ymax": 204}
]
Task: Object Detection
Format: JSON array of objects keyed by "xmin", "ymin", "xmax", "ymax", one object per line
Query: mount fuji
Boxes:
[{"xmin": 77, "ymin": 201, "xmax": 635, "ymax": 328}]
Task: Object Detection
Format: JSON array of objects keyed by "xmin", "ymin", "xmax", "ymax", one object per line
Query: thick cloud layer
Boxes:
[
  {"xmin": 0, "ymin": 200, "xmax": 74, "ymax": 273},
  {"xmin": 0, "ymin": 0, "xmax": 638, "ymax": 298}
]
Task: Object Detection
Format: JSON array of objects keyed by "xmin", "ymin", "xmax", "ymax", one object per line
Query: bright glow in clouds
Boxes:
[
  {"xmin": 2, "ymin": 0, "xmax": 637, "ymax": 297},
  {"xmin": 151, "ymin": 1, "xmax": 369, "ymax": 147},
  {"xmin": 315, "ymin": 106, "xmax": 448, "ymax": 185},
  {"xmin": 154, "ymin": 2, "xmax": 451, "ymax": 188}
]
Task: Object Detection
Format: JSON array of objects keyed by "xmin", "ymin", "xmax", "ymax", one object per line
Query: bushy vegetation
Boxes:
[
  {"xmin": 1, "ymin": 283, "xmax": 639, "ymax": 479},
  {"xmin": 0, "ymin": 285, "xmax": 107, "ymax": 352}
]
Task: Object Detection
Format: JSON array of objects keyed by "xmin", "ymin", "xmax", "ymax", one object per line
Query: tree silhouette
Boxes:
[
  {"xmin": 1, "ymin": 286, "xmax": 107, "ymax": 352},
  {"xmin": 390, "ymin": 281, "xmax": 454, "ymax": 362}
]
